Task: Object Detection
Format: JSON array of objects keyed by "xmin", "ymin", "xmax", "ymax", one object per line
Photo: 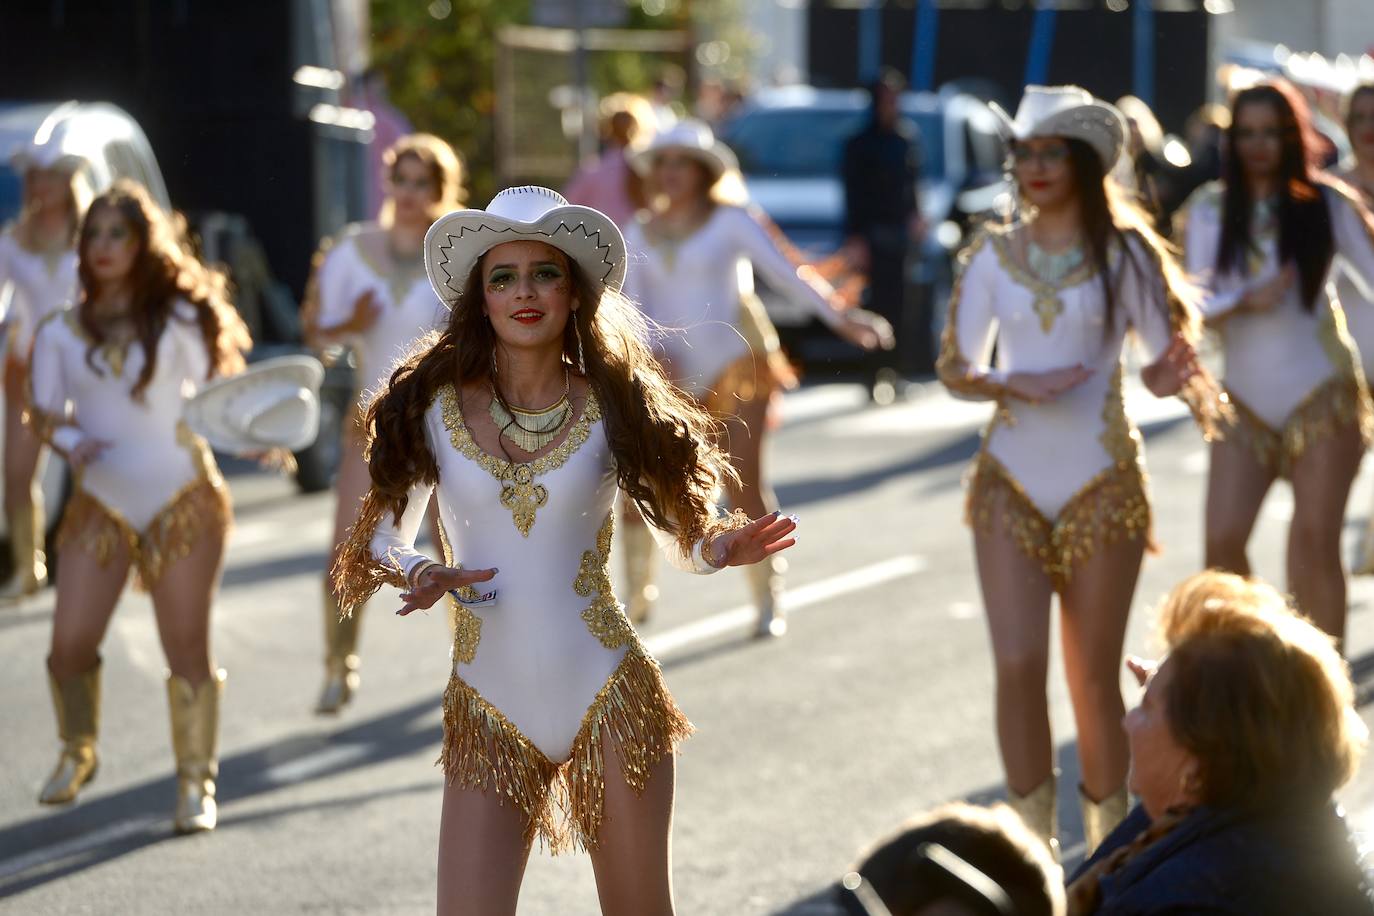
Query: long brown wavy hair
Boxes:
[
  {"xmin": 363, "ymin": 250, "xmax": 736, "ymax": 555},
  {"xmin": 76, "ymin": 180, "xmax": 250, "ymax": 397}
]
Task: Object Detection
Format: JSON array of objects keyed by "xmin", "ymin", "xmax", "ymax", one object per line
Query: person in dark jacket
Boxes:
[
  {"xmin": 1067, "ymin": 571, "xmax": 1374, "ymax": 916},
  {"xmin": 842, "ymin": 68, "xmax": 926, "ymax": 401}
]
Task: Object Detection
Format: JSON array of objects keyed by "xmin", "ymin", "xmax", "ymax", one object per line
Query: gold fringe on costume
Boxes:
[
  {"xmin": 56, "ymin": 477, "xmax": 231, "ymax": 590},
  {"xmin": 1222, "ymin": 377, "xmax": 1374, "ymax": 479},
  {"xmin": 331, "ymin": 490, "xmax": 411, "ymax": 617},
  {"xmin": 437, "ymin": 643, "xmax": 693, "ymax": 854},
  {"xmin": 966, "ymin": 452, "xmax": 1150, "ymax": 591}
]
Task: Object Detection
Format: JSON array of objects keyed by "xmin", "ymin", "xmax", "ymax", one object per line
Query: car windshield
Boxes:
[
  {"xmin": 723, "ymin": 105, "xmax": 943, "ymax": 179},
  {"xmin": 0, "ymin": 164, "xmax": 21, "ymax": 225}
]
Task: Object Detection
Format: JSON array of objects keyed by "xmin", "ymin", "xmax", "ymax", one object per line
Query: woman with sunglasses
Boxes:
[{"xmin": 940, "ymin": 86, "xmax": 1224, "ymax": 856}]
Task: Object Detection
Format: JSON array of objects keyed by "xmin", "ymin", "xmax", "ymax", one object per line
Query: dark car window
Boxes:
[
  {"xmin": 0, "ymin": 164, "xmax": 21, "ymax": 225},
  {"xmin": 723, "ymin": 105, "xmax": 943, "ymax": 180}
]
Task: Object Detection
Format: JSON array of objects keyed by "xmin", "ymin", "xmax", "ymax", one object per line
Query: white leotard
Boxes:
[
  {"xmin": 28, "ymin": 301, "xmax": 218, "ymax": 531},
  {"xmin": 0, "ymin": 228, "xmax": 78, "ymax": 362},
  {"xmin": 940, "ymin": 226, "xmax": 1175, "ymax": 518},
  {"xmin": 1182, "ymin": 181, "xmax": 1374, "ymax": 428},
  {"xmin": 313, "ymin": 223, "xmax": 446, "ymax": 399},
  {"xmin": 368, "ymin": 387, "xmax": 722, "ymax": 761},
  {"xmin": 1332, "ymin": 168, "xmax": 1374, "ymax": 383},
  {"xmin": 622, "ymin": 205, "xmax": 843, "ymax": 396}
]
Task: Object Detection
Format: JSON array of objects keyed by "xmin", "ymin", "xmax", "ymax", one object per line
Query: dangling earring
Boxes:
[{"xmin": 573, "ymin": 315, "xmax": 586, "ymax": 374}]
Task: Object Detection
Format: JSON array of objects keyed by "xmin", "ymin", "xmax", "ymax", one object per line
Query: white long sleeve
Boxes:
[
  {"xmin": 27, "ymin": 313, "xmax": 85, "ymax": 455},
  {"xmin": 727, "ymin": 206, "xmax": 844, "ymax": 330},
  {"xmin": 936, "ymin": 235, "xmax": 1007, "ymax": 401},
  {"xmin": 368, "ymin": 480, "xmax": 437, "ymax": 584},
  {"xmin": 1328, "ymin": 185, "xmax": 1374, "ymax": 302}
]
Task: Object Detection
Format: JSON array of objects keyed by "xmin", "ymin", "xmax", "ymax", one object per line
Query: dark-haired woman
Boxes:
[
  {"xmin": 28, "ymin": 180, "xmax": 251, "ymax": 832},
  {"xmin": 1181, "ymin": 80, "xmax": 1374, "ymax": 643},
  {"xmin": 1335, "ymin": 83, "xmax": 1374, "ymax": 574},
  {"xmin": 940, "ymin": 87, "xmax": 1225, "ymax": 857},
  {"xmin": 333, "ymin": 187, "xmax": 795, "ymax": 915},
  {"xmin": 303, "ymin": 133, "xmax": 462, "ymax": 714}
]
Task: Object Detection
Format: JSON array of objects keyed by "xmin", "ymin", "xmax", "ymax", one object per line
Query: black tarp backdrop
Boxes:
[
  {"xmin": 0, "ymin": 2, "xmax": 365, "ymax": 298},
  {"xmin": 808, "ymin": 1, "xmax": 1211, "ymax": 134}
]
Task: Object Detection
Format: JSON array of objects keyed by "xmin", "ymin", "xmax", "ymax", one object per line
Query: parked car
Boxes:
[{"xmin": 718, "ymin": 85, "xmax": 1007, "ymax": 370}]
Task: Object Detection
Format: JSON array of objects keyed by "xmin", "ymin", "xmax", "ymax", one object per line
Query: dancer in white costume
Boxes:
[
  {"xmin": 620, "ymin": 120, "xmax": 891, "ymax": 637},
  {"xmin": 29, "ymin": 181, "xmax": 251, "ymax": 832},
  {"xmin": 334, "ymin": 187, "xmax": 795, "ymax": 915},
  {"xmin": 0, "ymin": 138, "xmax": 90, "ymax": 599},
  {"xmin": 303, "ymin": 133, "xmax": 461, "ymax": 713},
  {"xmin": 1335, "ymin": 84, "xmax": 1374, "ymax": 574},
  {"xmin": 939, "ymin": 87, "xmax": 1225, "ymax": 856},
  {"xmin": 1179, "ymin": 81, "xmax": 1374, "ymax": 644}
]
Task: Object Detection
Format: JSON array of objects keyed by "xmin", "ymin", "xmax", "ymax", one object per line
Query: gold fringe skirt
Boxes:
[
  {"xmin": 1222, "ymin": 376, "xmax": 1374, "ymax": 479},
  {"xmin": 966, "ymin": 452, "xmax": 1151, "ymax": 592},
  {"xmin": 438, "ymin": 643, "xmax": 692, "ymax": 855},
  {"xmin": 55, "ymin": 477, "xmax": 232, "ymax": 590}
]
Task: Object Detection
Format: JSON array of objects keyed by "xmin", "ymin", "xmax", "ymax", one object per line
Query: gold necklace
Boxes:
[{"xmin": 488, "ymin": 370, "xmax": 572, "ymax": 453}]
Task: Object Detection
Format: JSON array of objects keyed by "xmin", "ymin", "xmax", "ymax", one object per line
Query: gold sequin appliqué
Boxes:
[
  {"xmin": 438, "ymin": 643, "xmax": 692, "ymax": 854},
  {"xmin": 439, "ymin": 385, "xmax": 601, "ymax": 537},
  {"xmin": 435, "ymin": 521, "xmax": 482, "ymax": 665},
  {"xmin": 936, "ymin": 231, "xmax": 1014, "ymax": 427},
  {"xmin": 575, "ymin": 513, "xmax": 636, "ymax": 649},
  {"xmin": 990, "ymin": 232, "xmax": 1098, "ymax": 334}
]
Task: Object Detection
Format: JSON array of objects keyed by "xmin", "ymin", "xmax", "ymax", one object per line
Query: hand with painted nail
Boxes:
[
  {"xmin": 708, "ymin": 510, "xmax": 798, "ymax": 569},
  {"xmin": 398, "ymin": 565, "xmax": 498, "ymax": 617}
]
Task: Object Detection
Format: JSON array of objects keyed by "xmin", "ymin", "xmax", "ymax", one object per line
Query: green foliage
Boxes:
[{"xmin": 370, "ymin": 0, "xmax": 533, "ymax": 204}]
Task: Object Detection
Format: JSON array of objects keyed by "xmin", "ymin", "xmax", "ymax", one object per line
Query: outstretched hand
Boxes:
[
  {"xmin": 835, "ymin": 308, "xmax": 896, "ymax": 352},
  {"xmin": 397, "ymin": 565, "xmax": 498, "ymax": 617},
  {"xmin": 710, "ymin": 511, "xmax": 798, "ymax": 568},
  {"xmin": 68, "ymin": 438, "xmax": 112, "ymax": 469},
  {"xmin": 1005, "ymin": 365, "xmax": 1093, "ymax": 404},
  {"xmin": 1141, "ymin": 333, "xmax": 1201, "ymax": 398}
]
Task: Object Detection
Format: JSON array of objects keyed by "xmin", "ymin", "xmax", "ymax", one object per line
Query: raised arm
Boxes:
[
  {"xmin": 727, "ymin": 206, "xmax": 847, "ymax": 331},
  {"xmin": 936, "ymin": 233, "xmax": 1008, "ymax": 401},
  {"xmin": 1179, "ymin": 186, "xmax": 1260, "ymax": 321}
]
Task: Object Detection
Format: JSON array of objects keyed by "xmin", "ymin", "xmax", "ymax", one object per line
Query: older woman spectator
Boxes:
[{"xmin": 1068, "ymin": 572, "xmax": 1373, "ymax": 915}]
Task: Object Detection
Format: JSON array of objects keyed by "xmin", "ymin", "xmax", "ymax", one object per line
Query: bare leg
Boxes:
[
  {"xmin": 49, "ymin": 541, "xmax": 131, "ymax": 679},
  {"xmin": 1288, "ymin": 423, "xmax": 1364, "ymax": 643},
  {"xmin": 715, "ymin": 382, "xmax": 778, "ymax": 520},
  {"xmin": 1059, "ymin": 535, "xmax": 1145, "ymax": 802},
  {"xmin": 149, "ymin": 521, "xmax": 228, "ymax": 685},
  {"xmin": 435, "ymin": 782, "xmax": 535, "ymax": 916},
  {"xmin": 1204, "ymin": 436, "xmax": 1276, "ymax": 575},
  {"xmin": 4, "ymin": 382, "xmax": 48, "ymax": 593},
  {"xmin": 588, "ymin": 739, "xmax": 677, "ymax": 916},
  {"xmin": 973, "ymin": 517, "xmax": 1056, "ymax": 796}
]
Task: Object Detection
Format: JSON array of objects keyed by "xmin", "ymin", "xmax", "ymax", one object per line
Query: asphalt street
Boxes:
[{"xmin": 3, "ymin": 379, "xmax": 1374, "ymax": 915}]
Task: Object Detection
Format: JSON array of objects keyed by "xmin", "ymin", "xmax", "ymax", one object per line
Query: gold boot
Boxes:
[
  {"xmin": 622, "ymin": 517, "xmax": 659, "ymax": 625},
  {"xmin": 167, "ymin": 668, "xmax": 225, "ymax": 834},
  {"xmin": 316, "ymin": 589, "xmax": 361, "ymax": 714},
  {"xmin": 748, "ymin": 555, "xmax": 787, "ymax": 638},
  {"xmin": 0, "ymin": 499, "xmax": 47, "ymax": 601},
  {"xmin": 38, "ymin": 659, "xmax": 100, "ymax": 805},
  {"xmin": 1008, "ymin": 775, "xmax": 1059, "ymax": 860},
  {"xmin": 1079, "ymin": 784, "xmax": 1129, "ymax": 856}
]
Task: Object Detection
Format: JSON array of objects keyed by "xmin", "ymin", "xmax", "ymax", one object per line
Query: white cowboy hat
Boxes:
[
  {"xmin": 627, "ymin": 118, "xmax": 739, "ymax": 180},
  {"xmin": 183, "ymin": 355, "xmax": 325, "ymax": 454},
  {"xmin": 989, "ymin": 85, "xmax": 1127, "ymax": 171},
  {"xmin": 424, "ymin": 185, "xmax": 626, "ymax": 306}
]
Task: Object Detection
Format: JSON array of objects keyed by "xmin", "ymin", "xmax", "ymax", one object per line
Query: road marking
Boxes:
[
  {"xmin": 0, "ymin": 815, "xmax": 161, "ymax": 883},
  {"xmin": 645, "ymin": 555, "xmax": 925, "ymax": 658},
  {"xmin": 262, "ymin": 743, "xmax": 372, "ymax": 786}
]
